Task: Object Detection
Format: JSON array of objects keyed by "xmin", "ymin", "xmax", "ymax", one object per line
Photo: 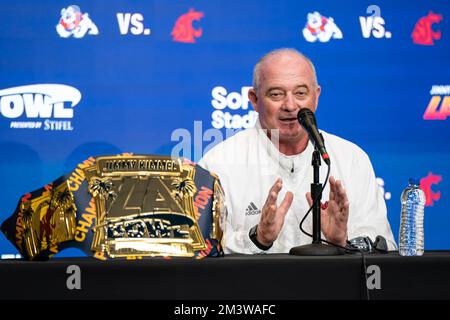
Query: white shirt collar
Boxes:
[{"xmin": 254, "ymin": 118, "xmax": 314, "ymax": 173}]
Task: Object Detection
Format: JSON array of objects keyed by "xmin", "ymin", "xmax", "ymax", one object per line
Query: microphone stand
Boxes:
[{"xmin": 289, "ymin": 150, "xmax": 344, "ymax": 256}]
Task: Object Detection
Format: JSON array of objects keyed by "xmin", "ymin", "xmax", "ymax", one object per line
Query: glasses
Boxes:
[{"xmin": 346, "ymin": 235, "xmax": 389, "ymax": 253}]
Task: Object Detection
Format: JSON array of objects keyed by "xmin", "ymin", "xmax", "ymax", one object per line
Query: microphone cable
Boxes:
[
  {"xmin": 298, "ymin": 160, "xmax": 330, "ymax": 239},
  {"xmin": 297, "ymin": 161, "xmax": 371, "ymax": 300}
]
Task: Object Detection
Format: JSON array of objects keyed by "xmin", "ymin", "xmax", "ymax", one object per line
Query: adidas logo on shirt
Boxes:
[{"xmin": 245, "ymin": 202, "xmax": 261, "ymax": 215}]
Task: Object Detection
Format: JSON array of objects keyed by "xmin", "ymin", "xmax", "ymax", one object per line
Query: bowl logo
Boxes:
[{"xmin": 0, "ymin": 84, "xmax": 81, "ymax": 131}]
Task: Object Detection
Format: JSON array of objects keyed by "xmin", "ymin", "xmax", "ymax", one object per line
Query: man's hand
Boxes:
[
  {"xmin": 257, "ymin": 178, "xmax": 294, "ymax": 246},
  {"xmin": 306, "ymin": 176, "xmax": 349, "ymax": 247}
]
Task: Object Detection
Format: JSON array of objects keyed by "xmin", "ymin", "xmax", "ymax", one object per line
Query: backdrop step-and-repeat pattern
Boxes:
[{"xmin": 0, "ymin": 1, "xmax": 449, "ymax": 256}]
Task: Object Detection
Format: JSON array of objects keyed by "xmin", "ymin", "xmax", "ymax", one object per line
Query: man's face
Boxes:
[{"xmin": 249, "ymin": 54, "xmax": 321, "ymax": 144}]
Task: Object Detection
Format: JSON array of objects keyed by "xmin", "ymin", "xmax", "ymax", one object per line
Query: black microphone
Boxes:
[{"xmin": 297, "ymin": 108, "xmax": 330, "ymax": 165}]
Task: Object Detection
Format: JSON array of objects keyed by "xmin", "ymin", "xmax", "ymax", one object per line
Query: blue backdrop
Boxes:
[{"xmin": 1, "ymin": 0, "xmax": 449, "ymax": 256}]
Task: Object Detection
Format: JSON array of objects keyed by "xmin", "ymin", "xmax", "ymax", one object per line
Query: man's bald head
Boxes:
[
  {"xmin": 252, "ymin": 48, "xmax": 318, "ymax": 91},
  {"xmin": 247, "ymin": 48, "xmax": 321, "ymax": 150}
]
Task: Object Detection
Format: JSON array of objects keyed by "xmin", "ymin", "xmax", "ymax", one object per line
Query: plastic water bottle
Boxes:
[{"xmin": 399, "ymin": 178, "xmax": 425, "ymax": 256}]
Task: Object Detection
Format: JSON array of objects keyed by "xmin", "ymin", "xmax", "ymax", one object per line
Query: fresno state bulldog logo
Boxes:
[
  {"xmin": 171, "ymin": 8, "xmax": 204, "ymax": 43},
  {"xmin": 411, "ymin": 11, "xmax": 443, "ymax": 45},
  {"xmin": 302, "ymin": 11, "xmax": 343, "ymax": 43},
  {"xmin": 56, "ymin": 5, "xmax": 99, "ymax": 38}
]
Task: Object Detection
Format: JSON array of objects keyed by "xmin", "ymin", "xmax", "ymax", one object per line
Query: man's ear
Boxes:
[
  {"xmin": 248, "ymin": 88, "xmax": 259, "ymax": 112},
  {"xmin": 313, "ymin": 85, "xmax": 321, "ymax": 112}
]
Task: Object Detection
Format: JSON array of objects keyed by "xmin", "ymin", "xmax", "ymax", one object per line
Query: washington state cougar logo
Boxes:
[
  {"xmin": 302, "ymin": 11, "xmax": 343, "ymax": 43},
  {"xmin": 420, "ymin": 172, "xmax": 442, "ymax": 206},
  {"xmin": 411, "ymin": 11, "xmax": 443, "ymax": 45},
  {"xmin": 171, "ymin": 8, "xmax": 204, "ymax": 43},
  {"xmin": 56, "ymin": 5, "xmax": 99, "ymax": 38}
]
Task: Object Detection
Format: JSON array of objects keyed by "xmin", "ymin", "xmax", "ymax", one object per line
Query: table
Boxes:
[{"xmin": 1, "ymin": 251, "xmax": 449, "ymax": 300}]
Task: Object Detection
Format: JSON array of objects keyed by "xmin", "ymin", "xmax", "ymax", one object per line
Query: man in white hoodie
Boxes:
[{"xmin": 199, "ymin": 48, "xmax": 396, "ymax": 254}]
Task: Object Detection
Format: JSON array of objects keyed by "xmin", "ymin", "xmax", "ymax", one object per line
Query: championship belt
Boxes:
[{"xmin": 1, "ymin": 154, "xmax": 226, "ymax": 260}]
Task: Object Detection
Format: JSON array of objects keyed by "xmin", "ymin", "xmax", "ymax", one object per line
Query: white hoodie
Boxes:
[{"xmin": 199, "ymin": 120, "xmax": 397, "ymax": 254}]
